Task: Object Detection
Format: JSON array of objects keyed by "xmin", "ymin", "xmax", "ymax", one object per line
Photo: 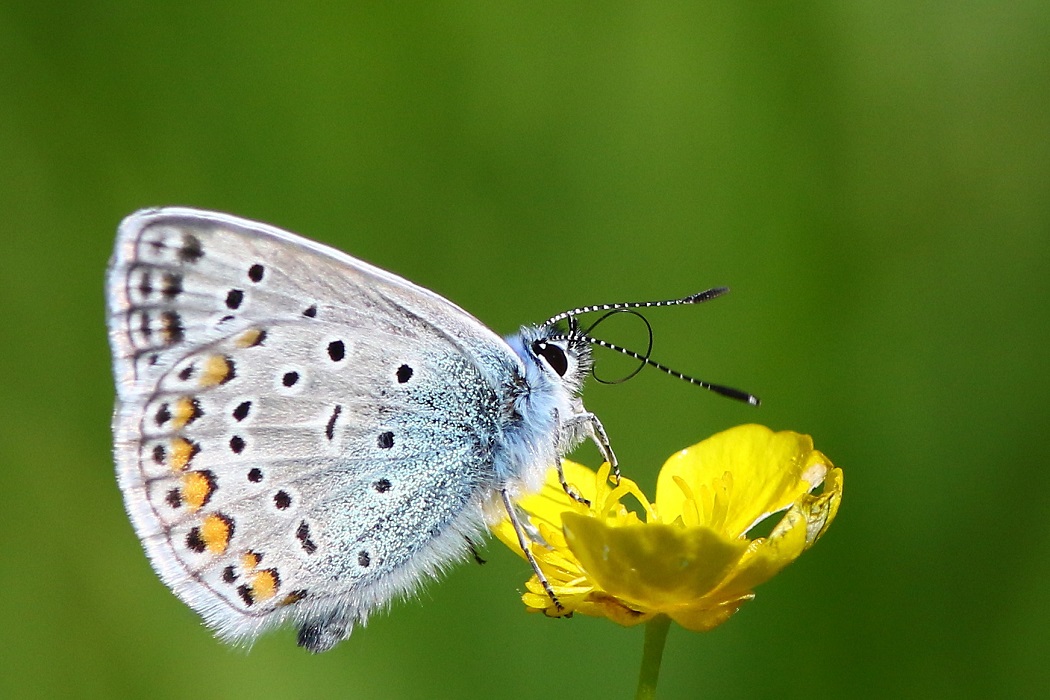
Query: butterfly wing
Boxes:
[{"xmin": 107, "ymin": 208, "xmax": 523, "ymax": 650}]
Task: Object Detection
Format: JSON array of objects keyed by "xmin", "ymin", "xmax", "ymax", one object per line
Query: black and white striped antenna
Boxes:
[
  {"xmin": 542, "ymin": 287, "xmax": 731, "ymax": 327},
  {"xmin": 546, "ymin": 287, "xmax": 760, "ymax": 406}
]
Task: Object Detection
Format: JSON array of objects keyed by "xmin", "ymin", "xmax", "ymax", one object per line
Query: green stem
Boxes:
[{"xmin": 635, "ymin": 615, "xmax": 672, "ymax": 700}]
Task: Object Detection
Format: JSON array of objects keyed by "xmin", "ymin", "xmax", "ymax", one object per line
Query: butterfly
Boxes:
[{"xmin": 106, "ymin": 207, "xmax": 756, "ymax": 651}]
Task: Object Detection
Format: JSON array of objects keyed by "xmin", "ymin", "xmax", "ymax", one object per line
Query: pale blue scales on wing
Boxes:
[{"xmin": 106, "ymin": 208, "xmax": 615, "ymax": 652}]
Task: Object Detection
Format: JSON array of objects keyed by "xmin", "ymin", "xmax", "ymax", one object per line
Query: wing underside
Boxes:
[{"xmin": 106, "ymin": 208, "xmax": 522, "ymax": 647}]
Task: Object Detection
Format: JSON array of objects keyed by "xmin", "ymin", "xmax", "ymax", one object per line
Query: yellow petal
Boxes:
[
  {"xmin": 667, "ymin": 593, "xmax": 754, "ymax": 632},
  {"xmin": 519, "ymin": 459, "xmax": 595, "ymax": 523},
  {"xmin": 490, "ymin": 459, "xmax": 593, "ymax": 559},
  {"xmin": 656, "ymin": 424, "xmax": 827, "ymax": 537},
  {"xmin": 561, "ymin": 513, "xmax": 750, "ymax": 612},
  {"xmin": 579, "ymin": 592, "xmax": 655, "ymax": 627},
  {"xmin": 704, "ymin": 460, "xmax": 844, "ymax": 601}
]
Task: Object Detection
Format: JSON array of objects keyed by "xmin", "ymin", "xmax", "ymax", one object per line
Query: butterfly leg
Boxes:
[
  {"xmin": 565, "ymin": 411, "xmax": 620, "ymax": 484},
  {"xmin": 465, "ymin": 537, "xmax": 487, "ymax": 565},
  {"xmin": 555, "ymin": 455, "xmax": 591, "ymax": 506},
  {"xmin": 501, "ymin": 489, "xmax": 563, "ymax": 611}
]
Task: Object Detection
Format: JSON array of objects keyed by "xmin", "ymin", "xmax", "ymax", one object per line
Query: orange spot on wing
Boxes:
[
  {"xmin": 235, "ymin": 328, "xmax": 264, "ymax": 348},
  {"xmin": 200, "ymin": 514, "xmax": 233, "ymax": 554},
  {"xmin": 169, "ymin": 437, "xmax": 199, "ymax": 472},
  {"xmin": 181, "ymin": 471, "xmax": 214, "ymax": 511},
  {"xmin": 199, "ymin": 355, "xmax": 232, "ymax": 387},
  {"xmin": 280, "ymin": 590, "xmax": 307, "ymax": 606},
  {"xmin": 251, "ymin": 569, "xmax": 280, "ymax": 602},
  {"xmin": 161, "ymin": 312, "xmax": 183, "ymax": 344},
  {"xmin": 242, "ymin": 551, "xmax": 261, "ymax": 571},
  {"xmin": 171, "ymin": 396, "xmax": 200, "ymax": 429}
]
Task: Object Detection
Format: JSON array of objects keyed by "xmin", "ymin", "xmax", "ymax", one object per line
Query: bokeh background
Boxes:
[{"xmin": 2, "ymin": 3, "xmax": 1048, "ymax": 698}]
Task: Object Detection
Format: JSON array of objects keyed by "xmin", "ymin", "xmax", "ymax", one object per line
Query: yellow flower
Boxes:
[{"xmin": 491, "ymin": 424, "xmax": 842, "ymax": 631}]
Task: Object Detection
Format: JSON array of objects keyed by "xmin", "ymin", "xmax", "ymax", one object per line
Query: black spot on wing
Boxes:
[
  {"xmin": 226, "ymin": 289, "xmax": 244, "ymax": 309},
  {"xmin": 179, "ymin": 235, "xmax": 204, "ymax": 263},
  {"xmin": 296, "ymin": 520, "xmax": 317, "ymax": 554},
  {"xmin": 325, "ymin": 405, "xmax": 341, "ymax": 440},
  {"xmin": 233, "ymin": 401, "xmax": 251, "ymax": 421}
]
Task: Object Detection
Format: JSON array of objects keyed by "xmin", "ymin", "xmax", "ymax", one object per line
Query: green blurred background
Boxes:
[{"xmin": 2, "ymin": 2, "xmax": 1048, "ymax": 698}]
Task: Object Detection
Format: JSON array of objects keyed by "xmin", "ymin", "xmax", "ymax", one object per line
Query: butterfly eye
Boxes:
[{"xmin": 532, "ymin": 340, "xmax": 569, "ymax": 377}]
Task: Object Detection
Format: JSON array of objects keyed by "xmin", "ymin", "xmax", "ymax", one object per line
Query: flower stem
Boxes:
[{"xmin": 635, "ymin": 615, "xmax": 671, "ymax": 700}]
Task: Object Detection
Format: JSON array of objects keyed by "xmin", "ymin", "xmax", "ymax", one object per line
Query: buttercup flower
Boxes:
[{"xmin": 492, "ymin": 424, "xmax": 842, "ymax": 631}]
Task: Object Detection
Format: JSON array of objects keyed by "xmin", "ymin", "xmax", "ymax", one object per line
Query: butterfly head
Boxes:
[{"xmin": 508, "ymin": 321, "xmax": 593, "ymax": 398}]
